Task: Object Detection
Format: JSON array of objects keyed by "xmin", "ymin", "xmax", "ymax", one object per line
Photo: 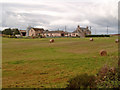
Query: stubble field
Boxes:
[{"xmin": 2, "ymin": 37, "xmax": 118, "ymax": 88}]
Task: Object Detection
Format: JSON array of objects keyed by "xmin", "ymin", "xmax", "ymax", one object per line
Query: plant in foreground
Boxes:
[
  {"xmin": 96, "ymin": 65, "xmax": 120, "ymax": 88},
  {"xmin": 66, "ymin": 73, "xmax": 96, "ymax": 88},
  {"xmin": 66, "ymin": 65, "xmax": 120, "ymax": 88}
]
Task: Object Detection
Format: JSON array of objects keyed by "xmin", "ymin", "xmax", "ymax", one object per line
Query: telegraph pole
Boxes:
[
  {"xmin": 65, "ymin": 26, "xmax": 67, "ymax": 32},
  {"xmin": 95, "ymin": 29, "xmax": 96, "ymax": 35},
  {"xmin": 64, "ymin": 26, "xmax": 68, "ymax": 37},
  {"xmin": 90, "ymin": 26, "xmax": 91, "ymax": 31},
  {"xmin": 89, "ymin": 26, "xmax": 94, "ymax": 35},
  {"xmin": 107, "ymin": 26, "xmax": 109, "ymax": 35}
]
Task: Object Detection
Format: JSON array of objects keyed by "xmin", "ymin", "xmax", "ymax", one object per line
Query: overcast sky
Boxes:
[{"xmin": 0, "ymin": 0, "xmax": 119, "ymax": 34}]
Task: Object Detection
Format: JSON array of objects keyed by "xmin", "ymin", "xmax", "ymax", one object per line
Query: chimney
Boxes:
[{"xmin": 86, "ymin": 26, "xmax": 88, "ymax": 29}]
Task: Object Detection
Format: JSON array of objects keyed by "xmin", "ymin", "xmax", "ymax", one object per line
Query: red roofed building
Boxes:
[{"xmin": 19, "ymin": 30, "xmax": 26, "ymax": 36}]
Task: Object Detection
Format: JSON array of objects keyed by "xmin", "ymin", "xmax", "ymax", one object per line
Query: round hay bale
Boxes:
[
  {"xmin": 99, "ymin": 50, "xmax": 107, "ymax": 56},
  {"xmin": 89, "ymin": 38, "xmax": 93, "ymax": 41},
  {"xmin": 115, "ymin": 39, "xmax": 119, "ymax": 43},
  {"xmin": 49, "ymin": 39, "xmax": 54, "ymax": 43}
]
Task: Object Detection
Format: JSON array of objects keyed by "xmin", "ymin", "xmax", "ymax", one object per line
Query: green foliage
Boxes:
[
  {"xmin": 2, "ymin": 28, "xmax": 13, "ymax": 35},
  {"xmin": 67, "ymin": 65, "xmax": 120, "ymax": 88},
  {"xmin": 86, "ymin": 35, "xmax": 110, "ymax": 37},
  {"xmin": 9, "ymin": 35, "xmax": 17, "ymax": 38},
  {"xmin": 11, "ymin": 28, "xmax": 20, "ymax": 35},
  {"xmin": 2, "ymin": 28, "xmax": 20, "ymax": 35},
  {"xmin": 96, "ymin": 65, "xmax": 120, "ymax": 88},
  {"xmin": 2, "ymin": 35, "xmax": 10, "ymax": 38},
  {"xmin": 66, "ymin": 73, "xmax": 96, "ymax": 88},
  {"xmin": 2, "ymin": 35, "xmax": 17, "ymax": 38}
]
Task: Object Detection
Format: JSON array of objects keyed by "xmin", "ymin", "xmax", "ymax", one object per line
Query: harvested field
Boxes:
[{"xmin": 2, "ymin": 37, "xmax": 118, "ymax": 88}]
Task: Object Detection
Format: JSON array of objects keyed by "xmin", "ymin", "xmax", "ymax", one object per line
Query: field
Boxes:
[{"xmin": 2, "ymin": 37, "xmax": 118, "ymax": 88}]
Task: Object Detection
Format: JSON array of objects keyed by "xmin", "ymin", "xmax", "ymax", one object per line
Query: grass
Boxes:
[{"xmin": 2, "ymin": 37, "xmax": 118, "ymax": 88}]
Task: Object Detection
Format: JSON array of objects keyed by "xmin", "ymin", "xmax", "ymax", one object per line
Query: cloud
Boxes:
[{"xmin": 0, "ymin": 0, "xmax": 119, "ymax": 34}]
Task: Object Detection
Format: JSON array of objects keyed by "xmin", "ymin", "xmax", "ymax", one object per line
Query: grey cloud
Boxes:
[
  {"xmin": 2, "ymin": 3, "xmax": 65, "ymax": 13},
  {"xmin": 1, "ymin": 1, "xmax": 118, "ymax": 34},
  {"xmin": 89, "ymin": 15, "xmax": 117, "ymax": 28}
]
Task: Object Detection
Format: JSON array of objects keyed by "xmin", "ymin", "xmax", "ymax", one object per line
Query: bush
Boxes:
[
  {"xmin": 86, "ymin": 35, "xmax": 110, "ymax": 37},
  {"xmin": 66, "ymin": 65, "xmax": 120, "ymax": 88},
  {"xmin": 96, "ymin": 65, "xmax": 120, "ymax": 88},
  {"xmin": 66, "ymin": 73, "xmax": 96, "ymax": 88},
  {"xmin": 9, "ymin": 35, "xmax": 17, "ymax": 38},
  {"xmin": 2, "ymin": 34, "xmax": 17, "ymax": 38},
  {"xmin": 2, "ymin": 34, "xmax": 10, "ymax": 38},
  {"xmin": 2, "ymin": 28, "xmax": 13, "ymax": 35}
]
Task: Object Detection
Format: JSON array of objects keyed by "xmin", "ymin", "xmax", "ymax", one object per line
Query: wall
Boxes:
[{"xmin": 29, "ymin": 29, "xmax": 36, "ymax": 36}]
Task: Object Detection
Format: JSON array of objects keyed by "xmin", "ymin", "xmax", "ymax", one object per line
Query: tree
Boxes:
[
  {"xmin": 2, "ymin": 28, "xmax": 13, "ymax": 35},
  {"xmin": 2, "ymin": 28, "xmax": 20, "ymax": 35},
  {"xmin": 11, "ymin": 28, "xmax": 20, "ymax": 35}
]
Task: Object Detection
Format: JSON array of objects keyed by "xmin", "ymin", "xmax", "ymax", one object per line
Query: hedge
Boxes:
[{"xmin": 86, "ymin": 35, "xmax": 110, "ymax": 37}]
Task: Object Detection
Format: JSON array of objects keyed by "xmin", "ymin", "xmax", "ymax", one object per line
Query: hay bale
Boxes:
[
  {"xmin": 99, "ymin": 50, "xmax": 107, "ymax": 56},
  {"xmin": 89, "ymin": 38, "xmax": 93, "ymax": 41},
  {"xmin": 115, "ymin": 39, "xmax": 119, "ymax": 43},
  {"xmin": 49, "ymin": 39, "xmax": 54, "ymax": 43}
]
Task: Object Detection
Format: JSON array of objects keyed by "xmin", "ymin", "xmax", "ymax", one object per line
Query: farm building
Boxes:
[
  {"xmin": 18, "ymin": 25, "xmax": 91, "ymax": 37},
  {"xmin": 43, "ymin": 30, "xmax": 67, "ymax": 37},
  {"xmin": 19, "ymin": 30, "xmax": 26, "ymax": 36},
  {"xmin": 19, "ymin": 28, "xmax": 68, "ymax": 37},
  {"xmin": 72, "ymin": 25, "xmax": 91, "ymax": 37},
  {"xmin": 29, "ymin": 28, "xmax": 44, "ymax": 36}
]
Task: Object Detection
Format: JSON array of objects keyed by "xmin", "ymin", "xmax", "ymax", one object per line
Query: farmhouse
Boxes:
[
  {"xmin": 72, "ymin": 25, "xmax": 91, "ymax": 37},
  {"xmin": 18, "ymin": 25, "xmax": 91, "ymax": 37},
  {"xmin": 29, "ymin": 28, "xmax": 44, "ymax": 36},
  {"xmin": 19, "ymin": 28, "xmax": 67, "ymax": 37},
  {"xmin": 43, "ymin": 30, "xmax": 67, "ymax": 37}
]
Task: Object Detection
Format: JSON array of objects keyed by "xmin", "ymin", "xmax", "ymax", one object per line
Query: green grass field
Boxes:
[{"xmin": 2, "ymin": 37, "xmax": 118, "ymax": 88}]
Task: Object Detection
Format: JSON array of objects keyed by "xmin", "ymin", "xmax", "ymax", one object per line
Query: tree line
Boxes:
[{"xmin": 1, "ymin": 28, "xmax": 20, "ymax": 35}]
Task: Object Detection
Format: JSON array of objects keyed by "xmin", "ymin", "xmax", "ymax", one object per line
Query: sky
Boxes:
[{"xmin": 0, "ymin": 0, "xmax": 119, "ymax": 34}]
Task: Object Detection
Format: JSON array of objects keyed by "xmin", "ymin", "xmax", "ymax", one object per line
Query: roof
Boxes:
[
  {"xmin": 19, "ymin": 30, "xmax": 26, "ymax": 32},
  {"xmin": 32, "ymin": 28, "xmax": 44, "ymax": 31},
  {"xmin": 44, "ymin": 30, "xmax": 65, "ymax": 33},
  {"xmin": 72, "ymin": 30, "xmax": 78, "ymax": 33},
  {"xmin": 72, "ymin": 27, "xmax": 89, "ymax": 33},
  {"xmin": 80, "ymin": 27, "xmax": 87, "ymax": 29}
]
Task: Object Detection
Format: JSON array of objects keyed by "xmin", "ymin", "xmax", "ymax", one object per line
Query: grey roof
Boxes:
[
  {"xmin": 32, "ymin": 28, "xmax": 44, "ymax": 31},
  {"xmin": 72, "ymin": 30, "xmax": 78, "ymax": 33},
  {"xmin": 73, "ymin": 27, "xmax": 89, "ymax": 33}
]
